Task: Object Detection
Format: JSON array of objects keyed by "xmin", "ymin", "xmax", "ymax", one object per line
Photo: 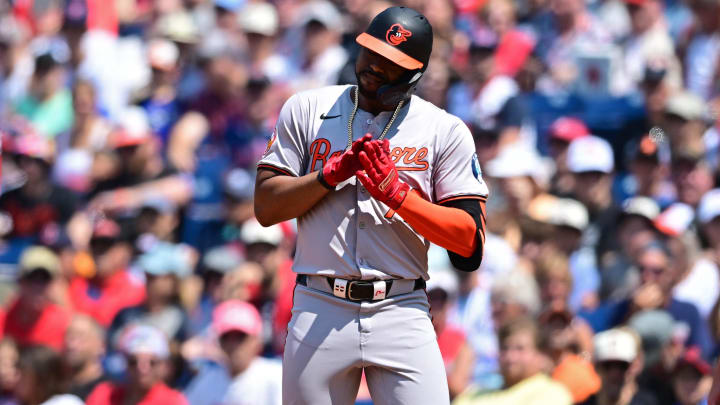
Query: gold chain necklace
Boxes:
[{"xmin": 345, "ymin": 86, "xmax": 405, "ymax": 149}]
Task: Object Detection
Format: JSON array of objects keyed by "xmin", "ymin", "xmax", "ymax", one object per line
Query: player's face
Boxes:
[{"xmin": 355, "ymin": 47, "xmax": 407, "ymax": 99}]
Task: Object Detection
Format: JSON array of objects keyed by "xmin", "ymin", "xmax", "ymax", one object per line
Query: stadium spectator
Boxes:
[
  {"xmin": 188, "ymin": 245, "xmax": 244, "ymax": 335},
  {"xmin": 684, "ymin": 0, "xmax": 720, "ymax": 100},
  {"xmin": 629, "ymin": 310, "xmax": 685, "ymax": 405},
  {"xmin": 620, "ymin": 0, "xmax": 681, "ymax": 91},
  {"xmin": 0, "ymin": 339, "xmax": 19, "ymax": 405},
  {"xmin": 448, "ymin": 34, "xmax": 527, "ymax": 148},
  {"xmin": 89, "ymin": 107, "xmax": 192, "ymax": 213},
  {"xmin": 427, "ymin": 268, "xmax": 475, "ymax": 399},
  {"xmin": 539, "ymin": 307, "xmax": 601, "ymax": 403},
  {"xmin": 16, "ymin": 345, "xmax": 83, "ymax": 405},
  {"xmin": 534, "ymin": 248, "xmax": 595, "ymax": 353},
  {"xmin": 238, "ymin": 2, "xmax": 291, "ymax": 85},
  {"xmin": 599, "ymin": 196, "xmax": 660, "ymax": 302},
  {"xmin": 585, "ymin": 241, "xmax": 714, "ymax": 357},
  {"xmin": 672, "ymin": 347, "xmax": 712, "ymax": 405},
  {"xmin": 669, "ymin": 142, "xmax": 714, "ymax": 209},
  {"xmin": 214, "ymin": 300, "xmax": 282, "ymax": 405},
  {"xmin": 547, "ymin": 117, "xmax": 589, "ymax": 196},
  {"xmin": 86, "ymin": 324, "xmax": 188, "ymax": 405},
  {"xmin": 63, "ymin": 315, "xmax": 108, "ymax": 400},
  {"xmin": 668, "ymin": 206, "xmax": 719, "ymax": 321},
  {"xmin": 13, "ymin": 48, "xmax": 73, "ymax": 139},
  {"xmin": 1, "ymin": 246, "xmax": 70, "ymax": 351},
  {"xmin": 567, "ymin": 136, "xmax": 623, "ymax": 270},
  {"xmin": 0, "ymin": 133, "xmax": 78, "ymax": 239},
  {"xmin": 617, "ymin": 134, "xmax": 671, "ymax": 204},
  {"xmin": 530, "ymin": 196, "xmax": 601, "ymax": 311},
  {"xmin": 453, "ymin": 317, "xmax": 573, "ymax": 405},
  {"xmin": 108, "ymin": 242, "xmax": 192, "ymax": 347},
  {"xmin": 68, "ymin": 218, "xmax": 145, "ymax": 327},
  {"xmin": 580, "ymin": 328, "xmax": 660, "ymax": 405},
  {"xmin": 287, "ymin": 1, "xmax": 348, "ymax": 92}
]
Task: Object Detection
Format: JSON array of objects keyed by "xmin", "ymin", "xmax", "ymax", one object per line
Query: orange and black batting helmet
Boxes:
[{"xmin": 355, "ymin": 6, "xmax": 433, "ymax": 105}]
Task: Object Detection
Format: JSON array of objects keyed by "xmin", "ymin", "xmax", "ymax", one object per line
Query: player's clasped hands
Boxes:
[
  {"xmin": 321, "ymin": 133, "xmax": 373, "ymax": 187},
  {"xmin": 355, "ymin": 137, "xmax": 411, "ymax": 210},
  {"xmin": 320, "ymin": 133, "xmax": 410, "ymax": 210}
]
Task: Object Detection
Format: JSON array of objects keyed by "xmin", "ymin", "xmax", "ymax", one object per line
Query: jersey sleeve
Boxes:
[
  {"xmin": 433, "ymin": 119, "xmax": 489, "ymax": 204},
  {"xmin": 257, "ymin": 94, "xmax": 308, "ymax": 177}
]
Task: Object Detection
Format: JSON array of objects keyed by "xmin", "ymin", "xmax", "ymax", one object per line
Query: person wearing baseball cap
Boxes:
[
  {"xmin": 290, "ymin": 0, "xmax": 348, "ymax": 91},
  {"xmin": 214, "ymin": 300, "xmax": 282, "ymax": 405},
  {"xmin": 672, "ymin": 347, "xmax": 712, "ymax": 405},
  {"xmin": 617, "ymin": 133, "xmax": 672, "ymax": 205},
  {"xmin": 579, "ymin": 328, "xmax": 659, "ymax": 405},
  {"xmin": 567, "ymin": 135, "xmax": 625, "ymax": 271},
  {"xmin": 68, "ymin": 218, "xmax": 146, "ymax": 327},
  {"xmin": 670, "ymin": 140, "xmax": 713, "ymax": 209},
  {"xmin": 106, "ymin": 242, "xmax": 193, "ymax": 349},
  {"xmin": 0, "ymin": 132, "xmax": 80, "ymax": 239},
  {"xmin": 548, "ymin": 117, "xmax": 589, "ymax": 195},
  {"xmin": 1, "ymin": 246, "xmax": 71, "ymax": 351},
  {"xmin": 86, "ymin": 324, "xmax": 189, "ymax": 405},
  {"xmin": 609, "ymin": 196, "xmax": 660, "ymax": 269}
]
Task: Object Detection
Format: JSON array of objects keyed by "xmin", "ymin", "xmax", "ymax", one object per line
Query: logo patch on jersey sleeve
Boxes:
[
  {"xmin": 264, "ymin": 130, "xmax": 277, "ymax": 156},
  {"xmin": 471, "ymin": 153, "xmax": 483, "ymax": 182}
]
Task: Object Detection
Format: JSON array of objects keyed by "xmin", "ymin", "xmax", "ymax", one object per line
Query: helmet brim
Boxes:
[{"xmin": 356, "ymin": 32, "xmax": 424, "ymax": 71}]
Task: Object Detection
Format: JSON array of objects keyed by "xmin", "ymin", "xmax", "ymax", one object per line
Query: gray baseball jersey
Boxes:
[{"xmin": 258, "ymin": 84, "xmax": 489, "ymax": 280}]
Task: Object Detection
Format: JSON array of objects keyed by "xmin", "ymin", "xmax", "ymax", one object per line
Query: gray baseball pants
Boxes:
[{"xmin": 282, "ymin": 282, "xmax": 450, "ymax": 405}]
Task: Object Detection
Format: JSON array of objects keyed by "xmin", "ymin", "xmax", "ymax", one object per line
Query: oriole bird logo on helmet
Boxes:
[{"xmin": 386, "ymin": 24, "xmax": 412, "ymax": 46}]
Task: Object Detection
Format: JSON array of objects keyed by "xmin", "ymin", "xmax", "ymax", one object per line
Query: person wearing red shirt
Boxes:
[
  {"xmin": 68, "ymin": 219, "xmax": 145, "ymax": 326},
  {"xmin": 0, "ymin": 246, "xmax": 71, "ymax": 351},
  {"xmin": 427, "ymin": 269, "xmax": 475, "ymax": 400},
  {"xmin": 86, "ymin": 324, "xmax": 188, "ymax": 405}
]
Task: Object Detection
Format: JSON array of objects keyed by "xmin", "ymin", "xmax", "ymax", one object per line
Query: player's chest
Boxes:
[{"xmin": 305, "ymin": 111, "xmax": 436, "ymax": 178}]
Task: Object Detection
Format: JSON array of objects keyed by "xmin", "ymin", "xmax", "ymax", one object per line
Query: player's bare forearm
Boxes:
[{"xmin": 254, "ymin": 168, "xmax": 331, "ymax": 226}]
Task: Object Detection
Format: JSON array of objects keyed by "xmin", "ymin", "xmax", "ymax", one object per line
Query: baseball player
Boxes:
[{"xmin": 254, "ymin": 7, "xmax": 488, "ymax": 405}]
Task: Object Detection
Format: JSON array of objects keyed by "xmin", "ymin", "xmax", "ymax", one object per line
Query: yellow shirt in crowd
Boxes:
[{"xmin": 453, "ymin": 373, "xmax": 573, "ymax": 405}]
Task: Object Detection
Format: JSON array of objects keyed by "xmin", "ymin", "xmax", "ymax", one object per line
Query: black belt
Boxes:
[{"xmin": 296, "ymin": 274, "xmax": 426, "ymax": 301}]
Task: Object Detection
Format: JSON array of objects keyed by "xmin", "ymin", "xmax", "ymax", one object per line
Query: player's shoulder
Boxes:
[
  {"xmin": 291, "ymin": 85, "xmax": 352, "ymax": 105},
  {"xmin": 409, "ymin": 95, "xmax": 468, "ymax": 130}
]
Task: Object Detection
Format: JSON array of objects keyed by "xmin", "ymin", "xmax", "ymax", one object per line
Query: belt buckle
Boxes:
[{"xmin": 347, "ymin": 280, "xmax": 364, "ymax": 301}]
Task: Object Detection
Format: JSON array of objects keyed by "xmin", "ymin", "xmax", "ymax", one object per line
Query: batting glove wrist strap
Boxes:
[{"xmin": 317, "ymin": 169, "xmax": 334, "ymax": 190}]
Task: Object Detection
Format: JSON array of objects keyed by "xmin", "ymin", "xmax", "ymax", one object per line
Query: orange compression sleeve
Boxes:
[{"xmin": 395, "ymin": 191, "xmax": 482, "ymax": 258}]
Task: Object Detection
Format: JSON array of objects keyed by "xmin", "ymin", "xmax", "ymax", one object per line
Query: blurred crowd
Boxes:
[{"xmin": 0, "ymin": 0, "xmax": 720, "ymax": 404}]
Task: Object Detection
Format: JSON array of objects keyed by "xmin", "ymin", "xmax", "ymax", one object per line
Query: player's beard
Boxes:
[{"xmin": 355, "ymin": 70, "xmax": 384, "ymax": 100}]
